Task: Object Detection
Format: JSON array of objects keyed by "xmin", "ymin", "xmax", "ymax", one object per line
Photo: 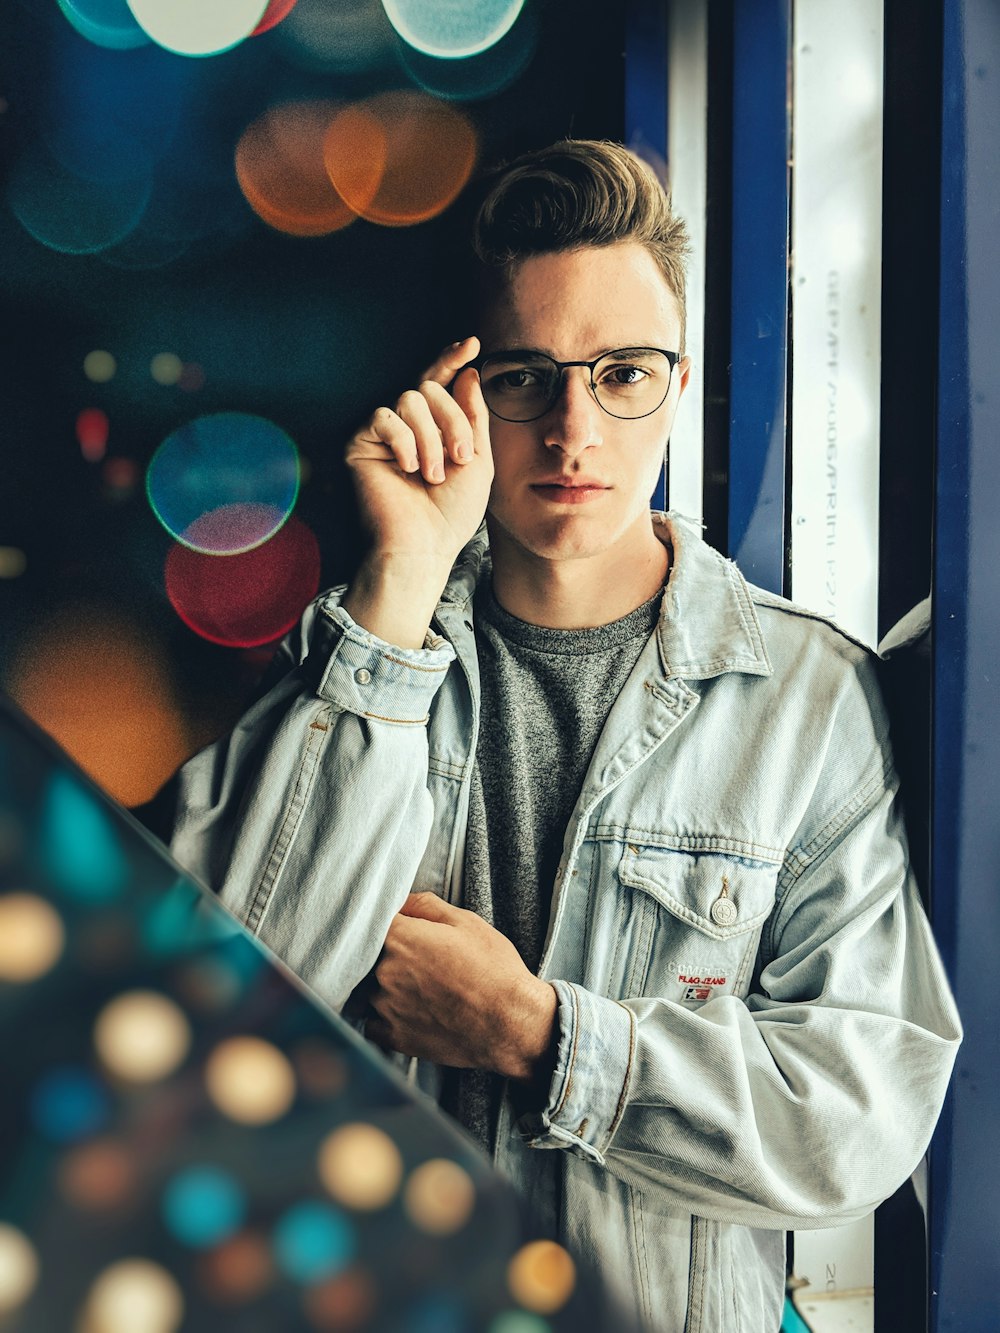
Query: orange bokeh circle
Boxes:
[
  {"xmin": 235, "ymin": 101, "xmax": 356, "ymax": 238},
  {"xmin": 323, "ymin": 91, "xmax": 477, "ymax": 227}
]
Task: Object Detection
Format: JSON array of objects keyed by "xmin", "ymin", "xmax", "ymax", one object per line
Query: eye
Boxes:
[
  {"xmin": 598, "ymin": 361, "xmax": 650, "ymax": 387},
  {"xmin": 495, "ymin": 368, "xmax": 542, "ymax": 390}
]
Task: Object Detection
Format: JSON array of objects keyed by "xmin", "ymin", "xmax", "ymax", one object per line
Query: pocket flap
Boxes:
[{"xmin": 618, "ymin": 844, "xmax": 778, "ymax": 940}]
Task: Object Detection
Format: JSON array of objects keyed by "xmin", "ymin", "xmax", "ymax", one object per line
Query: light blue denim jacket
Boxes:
[{"xmin": 172, "ymin": 514, "xmax": 961, "ymax": 1333}]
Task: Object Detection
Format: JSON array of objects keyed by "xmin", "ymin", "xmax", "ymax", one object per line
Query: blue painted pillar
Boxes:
[
  {"xmin": 625, "ymin": 0, "xmax": 671, "ymax": 514},
  {"xmin": 929, "ymin": 2, "xmax": 1000, "ymax": 1330},
  {"xmin": 728, "ymin": 0, "xmax": 791, "ymax": 594}
]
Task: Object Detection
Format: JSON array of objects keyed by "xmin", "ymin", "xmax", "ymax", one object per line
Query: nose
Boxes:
[{"xmin": 542, "ymin": 367, "xmax": 603, "ymax": 455}]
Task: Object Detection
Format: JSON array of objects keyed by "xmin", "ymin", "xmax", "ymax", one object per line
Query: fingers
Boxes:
[
  {"xmin": 451, "ymin": 365, "xmax": 492, "ymax": 460},
  {"xmin": 398, "ymin": 891, "xmax": 459, "ymax": 923},
  {"xmin": 359, "ymin": 379, "xmax": 476, "ymax": 485},
  {"xmin": 420, "ymin": 335, "xmax": 480, "ymax": 387}
]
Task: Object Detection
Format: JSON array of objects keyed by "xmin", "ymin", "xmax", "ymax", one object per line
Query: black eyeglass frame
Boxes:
[{"xmin": 472, "ymin": 346, "xmax": 682, "ymax": 423}]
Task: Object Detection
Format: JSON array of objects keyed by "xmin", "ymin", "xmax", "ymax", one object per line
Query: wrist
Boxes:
[
  {"xmin": 504, "ymin": 979, "xmax": 559, "ymax": 1085},
  {"xmin": 344, "ymin": 551, "xmax": 454, "ymax": 649}
]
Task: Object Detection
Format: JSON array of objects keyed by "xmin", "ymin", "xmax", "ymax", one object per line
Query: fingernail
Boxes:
[
  {"xmin": 431, "ymin": 462, "xmax": 445, "ymax": 482},
  {"xmin": 456, "ymin": 441, "xmax": 471, "ymax": 461}
]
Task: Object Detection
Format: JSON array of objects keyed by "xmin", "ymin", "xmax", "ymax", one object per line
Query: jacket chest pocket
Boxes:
[{"xmin": 614, "ymin": 844, "xmax": 780, "ymax": 1003}]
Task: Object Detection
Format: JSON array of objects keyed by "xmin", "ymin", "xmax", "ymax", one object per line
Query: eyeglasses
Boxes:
[{"xmin": 475, "ymin": 346, "xmax": 681, "ymax": 423}]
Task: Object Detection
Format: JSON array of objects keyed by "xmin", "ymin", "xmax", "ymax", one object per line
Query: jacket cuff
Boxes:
[
  {"xmin": 515, "ymin": 980, "xmax": 636, "ymax": 1165},
  {"xmin": 309, "ymin": 603, "xmax": 455, "ymax": 725}
]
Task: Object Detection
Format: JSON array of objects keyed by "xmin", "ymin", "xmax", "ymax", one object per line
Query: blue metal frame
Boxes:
[
  {"xmin": 727, "ymin": 0, "xmax": 791, "ymax": 593},
  {"xmin": 625, "ymin": 0, "xmax": 670, "ymax": 514},
  {"xmin": 929, "ymin": 3, "xmax": 1000, "ymax": 1330}
]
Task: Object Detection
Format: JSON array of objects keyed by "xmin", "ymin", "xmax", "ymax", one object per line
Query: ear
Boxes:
[{"xmin": 676, "ymin": 354, "xmax": 693, "ymax": 399}]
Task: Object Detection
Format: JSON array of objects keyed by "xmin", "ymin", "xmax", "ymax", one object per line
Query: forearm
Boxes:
[{"xmin": 171, "ymin": 596, "xmax": 456, "ymax": 1011}]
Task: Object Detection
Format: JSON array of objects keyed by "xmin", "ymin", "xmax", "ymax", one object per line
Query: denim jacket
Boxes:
[{"xmin": 172, "ymin": 514, "xmax": 961, "ymax": 1333}]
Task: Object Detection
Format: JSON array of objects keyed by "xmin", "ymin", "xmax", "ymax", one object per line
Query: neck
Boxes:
[{"xmin": 486, "ymin": 515, "xmax": 670, "ymax": 629}]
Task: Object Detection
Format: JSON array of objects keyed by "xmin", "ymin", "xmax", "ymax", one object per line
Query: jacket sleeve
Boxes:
[
  {"xmin": 515, "ymin": 662, "xmax": 962, "ymax": 1231},
  {"xmin": 170, "ymin": 594, "xmax": 456, "ymax": 1012}
]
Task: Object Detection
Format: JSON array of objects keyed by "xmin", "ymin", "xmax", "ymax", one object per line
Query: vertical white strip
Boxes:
[
  {"xmin": 790, "ymin": 0, "xmax": 883, "ymax": 646},
  {"xmin": 665, "ymin": 0, "xmax": 707, "ymax": 523}
]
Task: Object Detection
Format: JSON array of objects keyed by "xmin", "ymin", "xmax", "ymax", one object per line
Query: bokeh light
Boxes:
[
  {"xmin": 84, "ymin": 349, "xmax": 117, "ymax": 382},
  {"xmin": 204, "ymin": 1036, "xmax": 296, "ymax": 1125},
  {"xmin": 31, "ymin": 1066, "xmax": 110, "ymax": 1143},
  {"xmin": 323, "ymin": 91, "xmax": 477, "ymax": 227},
  {"xmin": 56, "ymin": 0, "xmax": 150, "ymax": 50},
  {"xmin": 165, "ymin": 514, "xmax": 321, "ymax": 648},
  {"xmin": 174, "ymin": 956, "xmax": 245, "ymax": 1013},
  {"xmin": 506, "ymin": 1241, "xmax": 576, "ymax": 1315},
  {"xmin": 403, "ymin": 1159, "xmax": 476, "ymax": 1236},
  {"xmin": 60, "ymin": 1139, "xmax": 136, "ymax": 1210},
  {"xmin": 147, "ymin": 412, "xmax": 299, "ymax": 554},
  {"xmin": 8, "ymin": 145, "xmax": 151, "ymax": 255},
  {"xmin": 198, "ymin": 1231, "xmax": 274, "ymax": 1303},
  {"xmin": 94, "ymin": 990, "xmax": 192, "ymax": 1083},
  {"xmin": 318, "ymin": 1123, "xmax": 403, "ymax": 1211},
  {"xmin": 10, "ymin": 621, "xmax": 191, "ymax": 808},
  {"xmin": 82, "ymin": 1258, "xmax": 184, "ymax": 1333},
  {"xmin": 0, "ymin": 893, "xmax": 65, "ymax": 982},
  {"xmin": 236, "ymin": 101, "xmax": 357, "ymax": 238},
  {"xmin": 102, "ymin": 456, "xmax": 140, "ymax": 497},
  {"xmin": 125, "ymin": 0, "xmax": 270, "ymax": 57},
  {"xmin": 277, "ymin": 0, "xmax": 398, "ymax": 76},
  {"xmin": 252, "ymin": 0, "xmax": 299, "ymax": 35},
  {"xmin": 0, "ymin": 548, "xmax": 27, "ymax": 579},
  {"xmin": 150, "ymin": 353, "xmax": 183, "ymax": 386},
  {"xmin": 162, "ymin": 1166, "xmax": 245, "ymax": 1247},
  {"xmin": 293, "ymin": 1039, "xmax": 349, "ymax": 1099},
  {"xmin": 273, "ymin": 1202, "xmax": 354, "ymax": 1284},
  {"xmin": 77, "ymin": 408, "xmax": 110, "ymax": 462},
  {"xmin": 178, "ymin": 362, "xmax": 206, "ymax": 392},
  {"xmin": 304, "ymin": 1267, "xmax": 376, "ymax": 1328},
  {"xmin": 40, "ymin": 772, "xmax": 128, "ymax": 901},
  {"xmin": 0, "ymin": 1224, "xmax": 39, "ymax": 1316},
  {"xmin": 400, "ymin": 5, "xmax": 538, "ymax": 101},
  {"xmin": 488, "ymin": 1315, "xmax": 552, "ymax": 1333},
  {"xmin": 382, "ymin": 0, "xmax": 525, "ymax": 57}
]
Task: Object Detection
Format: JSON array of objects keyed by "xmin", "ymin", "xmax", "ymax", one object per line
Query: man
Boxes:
[{"xmin": 172, "ymin": 141, "xmax": 961, "ymax": 1333}]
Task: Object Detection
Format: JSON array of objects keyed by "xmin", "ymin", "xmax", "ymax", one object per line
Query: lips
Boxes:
[{"xmin": 530, "ymin": 477, "xmax": 610, "ymax": 504}]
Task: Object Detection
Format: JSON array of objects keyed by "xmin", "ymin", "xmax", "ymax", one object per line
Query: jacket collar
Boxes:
[{"xmin": 438, "ymin": 512, "xmax": 772, "ymax": 682}]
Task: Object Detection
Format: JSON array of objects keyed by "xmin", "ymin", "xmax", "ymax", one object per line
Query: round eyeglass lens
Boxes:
[
  {"xmin": 479, "ymin": 349, "xmax": 674, "ymax": 422},
  {"xmin": 591, "ymin": 349, "xmax": 673, "ymax": 419}
]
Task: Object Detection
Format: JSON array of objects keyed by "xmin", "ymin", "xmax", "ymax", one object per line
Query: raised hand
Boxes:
[
  {"xmin": 343, "ymin": 337, "xmax": 495, "ymax": 647},
  {"xmin": 365, "ymin": 892, "xmax": 558, "ymax": 1081}
]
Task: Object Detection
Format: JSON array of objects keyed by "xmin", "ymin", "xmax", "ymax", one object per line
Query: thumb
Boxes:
[{"xmin": 399, "ymin": 891, "xmax": 458, "ymax": 923}]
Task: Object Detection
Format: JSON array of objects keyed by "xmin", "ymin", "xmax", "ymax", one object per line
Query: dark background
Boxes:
[{"xmin": 0, "ymin": 0, "xmax": 625, "ymax": 811}]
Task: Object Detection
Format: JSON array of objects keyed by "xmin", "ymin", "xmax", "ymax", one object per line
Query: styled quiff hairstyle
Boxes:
[{"xmin": 468, "ymin": 139, "xmax": 690, "ymax": 350}]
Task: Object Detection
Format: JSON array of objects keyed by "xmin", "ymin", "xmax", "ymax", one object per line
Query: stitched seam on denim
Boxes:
[
  {"xmin": 733, "ymin": 929, "xmax": 761, "ymax": 995},
  {"xmin": 246, "ymin": 708, "xmax": 328, "ymax": 932},
  {"xmin": 631, "ymin": 1185, "xmax": 652, "ymax": 1326},
  {"xmin": 776, "ymin": 761, "xmax": 889, "ymax": 896},
  {"xmin": 624, "ymin": 889, "xmax": 655, "ymax": 997},
  {"xmin": 607, "ymin": 1001, "xmax": 635, "ymax": 1143},
  {"xmin": 593, "ymin": 826, "xmax": 784, "ymax": 863},
  {"xmin": 552, "ymin": 983, "xmax": 580, "ymax": 1120},
  {"xmin": 427, "ymin": 756, "xmax": 464, "ymax": 779},
  {"xmin": 726, "ymin": 557, "xmax": 766, "ymax": 663},
  {"xmin": 685, "ymin": 1216, "xmax": 705, "ymax": 1333},
  {"xmin": 362, "ymin": 710, "xmax": 429, "ymax": 725},
  {"xmin": 730, "ymin": 1229, "xmax": 742, "ymax": 1333},
  {"xmin": 381, "ymin": 653, "xmax": 450, "ymax": 673}
]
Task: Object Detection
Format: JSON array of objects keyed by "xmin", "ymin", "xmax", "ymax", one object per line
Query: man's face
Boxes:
[{"xmin": 478, "ymin": 242, "xmax": 690, "ymax": 567}]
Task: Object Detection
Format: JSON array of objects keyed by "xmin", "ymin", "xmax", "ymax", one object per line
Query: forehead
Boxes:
[{"xmin": 479, "ymin": 242, "xmax": 682, "ymax": 357}]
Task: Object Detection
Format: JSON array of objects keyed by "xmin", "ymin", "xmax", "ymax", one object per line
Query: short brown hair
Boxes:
[{"xmin": 468, "ymin": 139, "xmax": 690, "ymax": 350}]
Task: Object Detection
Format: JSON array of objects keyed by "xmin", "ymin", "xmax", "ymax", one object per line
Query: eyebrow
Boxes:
[{"xmin": 482, "ymin": 344, "xmax": 662, "ymax": 361}]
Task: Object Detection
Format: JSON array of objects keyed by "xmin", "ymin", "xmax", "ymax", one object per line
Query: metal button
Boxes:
[
  {"xmin": 710, "ymin": 879, "xmax": 738, "ymax": 927},
  {"xmin": 354, "ymin": 668, "xmax": 371, "ymax": 685}
]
